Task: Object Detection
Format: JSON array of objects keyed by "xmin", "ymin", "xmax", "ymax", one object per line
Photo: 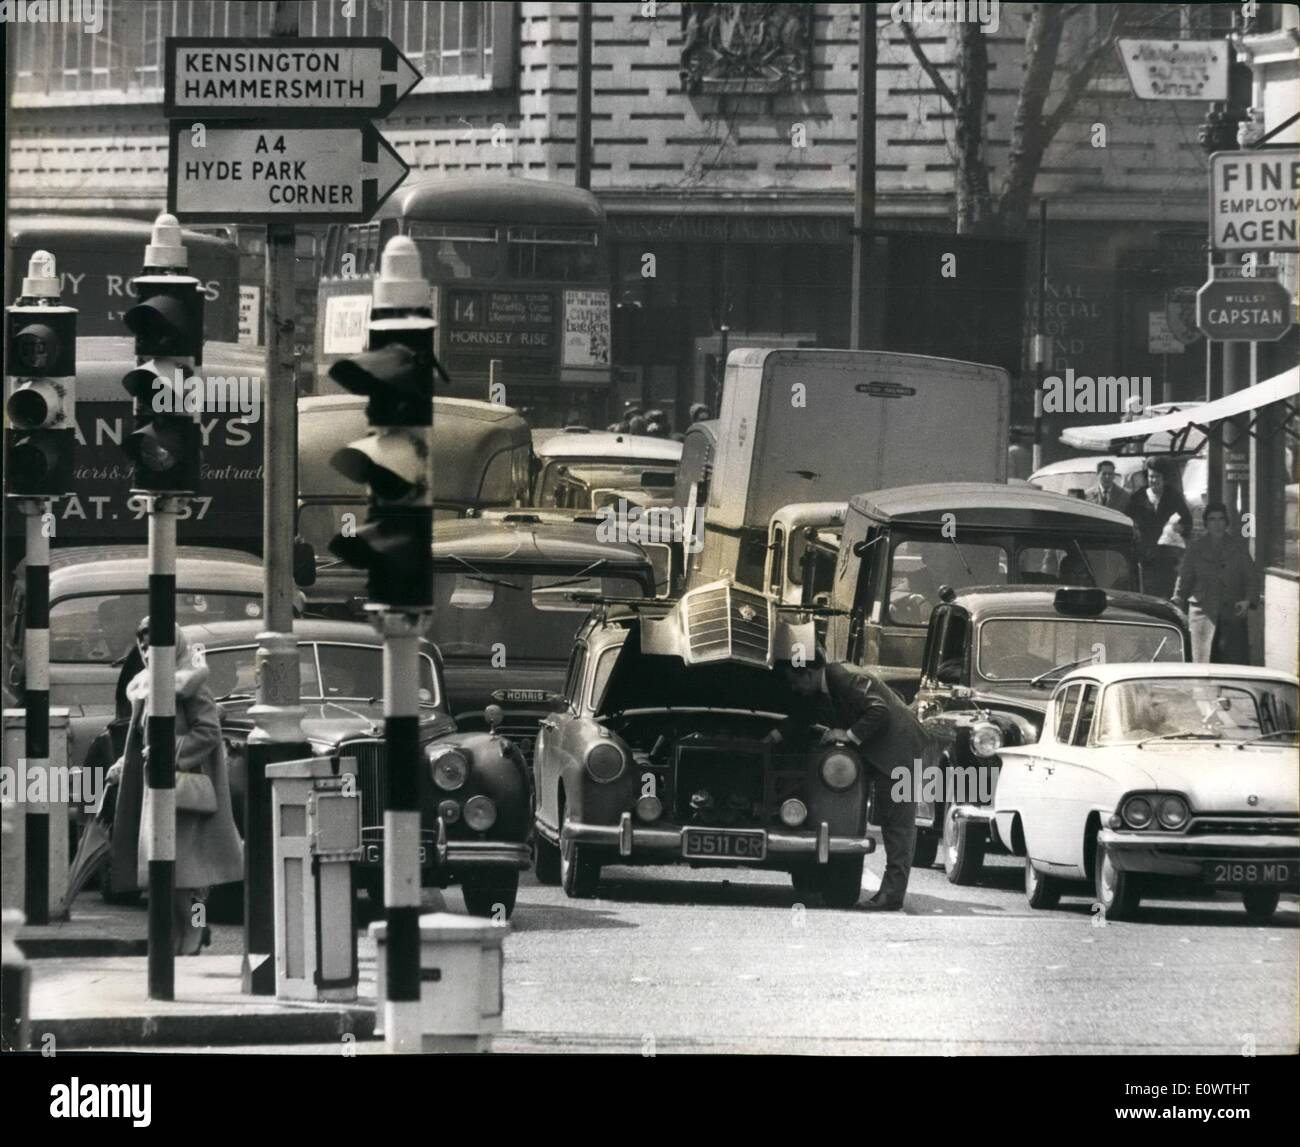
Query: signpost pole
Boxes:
[{"xmin": 243, "ymin": 0, "xmax": 308, "ymax": 997}]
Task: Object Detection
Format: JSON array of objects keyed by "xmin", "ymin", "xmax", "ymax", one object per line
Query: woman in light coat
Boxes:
[{"xmin": 108, "ymin": 620, "xmax": 244, "ymax": 953}]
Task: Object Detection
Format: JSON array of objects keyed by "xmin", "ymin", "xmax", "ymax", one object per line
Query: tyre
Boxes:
[
  {"xmin": 1094, "ymin": 841, "xmax": 1140, "ymax": 921},
  {"xmin": 461, "ymin": 870, "xmax": 519, "ymax": 919},
  {"xmin": 1242, "ymin": 888, "xmax": 1280, "ymax": 922},
  {"xmin": 1024, "ymin": 857, "xmax": 1062, "ymax": 910},
  {"xmin": 943, "ymin": 805, "xmax": 986, "ymax": 886},
  {"xmin": 912, "ymin": 830, "xmax": 940, "ymax": 869},
  {"xmin": 818, "ymin": 857, "xmax": 866, "ymax": 909},
  {"xmin": 534, "ymin": 832, "xmax": 562, "ymax": 885},
  {"xmin": 790, "ymin": 867, "xmax": 822, "ymax": 904},
  {"xmin": 559, "ymin": 809, "xmax": 600, "ymax": 899}
]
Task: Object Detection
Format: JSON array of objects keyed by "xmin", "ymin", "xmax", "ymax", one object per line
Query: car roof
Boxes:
[
  {"xmin": 532, "ymin": 430, "xmax": 682, "ymax": 463},
  {"xmin": 178, "ymin": 618, "xmax": 442, "ymax": 659},
  {"xmin": 9, "ymin": 214, "xmax": 237, "ymax": 250},
  {"xmin": 1058, "ymin": 663, "xmax": 1299, "ymax": 686},
  {"xmin": 848, "ymin": 482, "xmax": 1134, "ymax": 529},
  {"xmin": 432, "ymin": 518, "xmax": 654, "ymax": 567},
  {"xmin": 950, "ymin": 585, "xmax": 1186, "ymax": 627},
  {"xmin": 43, "ymin": 547, "xmax": 263, "ymax": 598},
  {"xmin": 1030, "ymin": 455, "xmax": 1139, "ymax": 478}
]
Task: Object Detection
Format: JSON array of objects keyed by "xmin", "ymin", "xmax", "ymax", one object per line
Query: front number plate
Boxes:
[
  {"xmin": 1203, "ymin": 860, "xmax": 1294, "ymax": 886},
  {"xmin": 682, "ymin": 828, "xmax": 767, "ymax": 861}
]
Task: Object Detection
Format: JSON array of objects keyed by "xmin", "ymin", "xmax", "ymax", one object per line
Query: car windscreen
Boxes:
[
  {"xmin": 49, "ymin": 591, "xmax": 264, "ymax": 664},
  {"xmin": 203, "ymin": 642, "xmax": 438, "ymax": 706},
  {"xmin": 1095, "ymin": 677, "xmax": 1298, "ymax": 746},
  {"xmin": 432, "ymin": 570, "xmax": 649, "ymax": 662},
  {"xmin": 536, "ymin": 461, "xmax": 677, "ymax": 506},
  {"xmin": 887, "ymin": 535, "xmax": 1136, "ymax": 626},
  {"xmin": 977, "ymin": 618, "xmax": 1184, "ymax": 683}
]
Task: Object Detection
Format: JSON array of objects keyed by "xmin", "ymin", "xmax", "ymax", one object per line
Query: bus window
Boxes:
[
  {"xmin": 407, "ymin": 222, "xmax": 499, "ymax": 281},
  {"xmin": 506, "ymin": 226, "xmax": 601, "ymax": 282}
]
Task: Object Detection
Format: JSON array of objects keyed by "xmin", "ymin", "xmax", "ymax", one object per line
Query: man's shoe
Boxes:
[{"xmin": 860, "ymin": 895, "xmax": 904, "ymax": 912}]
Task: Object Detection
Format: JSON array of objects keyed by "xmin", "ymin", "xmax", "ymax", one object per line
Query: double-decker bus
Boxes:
[{"xmin": 315, "ymin": 175, "xmax": 612, "ymax": 428}]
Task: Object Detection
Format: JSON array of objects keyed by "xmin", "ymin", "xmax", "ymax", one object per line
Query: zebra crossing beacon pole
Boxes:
[
  {"xmin": 118, "ymin": 215, "xmax": 206, "ymax": 1000},
  {"xmin": 5, "ymin": 251, "xmax": 77, "ymax": 927},
  {"xmin": 326, "ymin": 237, "xmax": 435, "ymax": 1051}
]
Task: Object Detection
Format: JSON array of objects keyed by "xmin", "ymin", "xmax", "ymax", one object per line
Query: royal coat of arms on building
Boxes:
[{"xmin": 680, "ymin": 3, "xmax": 812, "ymax": 95}]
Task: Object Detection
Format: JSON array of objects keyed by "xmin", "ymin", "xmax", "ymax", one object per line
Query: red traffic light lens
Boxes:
[{"xmin": 11, "ymin": 323, "xmax": 60, "ymax": 371}]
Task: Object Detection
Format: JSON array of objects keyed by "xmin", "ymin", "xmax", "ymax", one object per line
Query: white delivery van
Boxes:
[{"xmin": 687, "ymin": 348, "xmax": 1010, "ymax": 591}]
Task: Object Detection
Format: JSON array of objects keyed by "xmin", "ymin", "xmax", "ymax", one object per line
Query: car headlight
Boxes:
[
  {"xmin": 463, "ymin": 795, "xmax": 497, "ymax": 831},
  {"xmin": 1121, "ymin": 794, "xmax": 1154, "ymax": 829},
  {"xmin": 969, "ymin": 720, "xmax": 1003, "ymax": 759},
  {"xmin": 819, "ymin": 750, "xmax": 859, "ymax": 792},
  {"xmin": 1155, "ymin": 794, "xmax": 1190, "ymax": 830},
  {"xmin": 585, "ymin": 743, "xmax": 625, "ymax": 783},
  {"xmin": 429, "ymin": 747, "xmax": 469, "ymax": 792},
  {"xmin": 780, "ymin": 798, "xmax": 808, "ymax": 827}
]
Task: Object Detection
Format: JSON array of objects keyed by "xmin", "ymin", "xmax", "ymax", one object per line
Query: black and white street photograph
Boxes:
[{"xmin": 1, "ymin": 0, "xmax": 1298, "ymax": 1119}]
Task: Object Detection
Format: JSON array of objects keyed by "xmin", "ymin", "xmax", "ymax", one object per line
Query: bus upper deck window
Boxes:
[
  {"xmin": 506, "ymin": 226, "xmax": 601, "ymax": 282},
  {"xmin": 408, "ymin": 223, "xmax": 500, "ymax": 282}
]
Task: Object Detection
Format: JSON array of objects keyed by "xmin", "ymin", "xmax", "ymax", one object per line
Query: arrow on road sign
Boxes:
[
  {"xmin": 165, "ymin": 37, "xmax": 422, "ymax": 119},
  {"xmin": 167, "ymin": 121, "xmax": 410, "ymax": 224}
]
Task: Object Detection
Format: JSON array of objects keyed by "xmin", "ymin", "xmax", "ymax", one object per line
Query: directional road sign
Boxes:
[
  {"xmin": 1196, "ymin": 266, "xmax": 1295, "ymax": 342},
  {"xmin": 165, "ymin": 37, "xmax": 421, "ymax": 119},
  {"xmin": 167, "ymin": 121, "xmax": 410, "ymax": 224}
]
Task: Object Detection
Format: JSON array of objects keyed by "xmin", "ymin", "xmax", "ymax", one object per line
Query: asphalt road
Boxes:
[{"xmin": 188, "ymin": 843, "xmax": 1298, "ymax": 1055}]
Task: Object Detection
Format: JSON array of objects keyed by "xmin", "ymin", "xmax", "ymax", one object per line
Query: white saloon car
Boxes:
[{"xmin": 993, "ymin": 664, "xmax": 1298, "ymax": 922}]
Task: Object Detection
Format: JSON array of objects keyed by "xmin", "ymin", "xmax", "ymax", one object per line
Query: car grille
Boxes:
[
  {"xmin": 495, "ymin": 720, "xmax": 541, "ymax": 769},
  {"xmin": 1187, "ymin": 815, "xmax": 1300, "ymax": 837},
  {"xmin": 683, "ymin": 582, "xmax": 772, "ymax": 667},
  {"xmin": 340, "ymin": 739, "xmax": 385, "ymax": 830}
]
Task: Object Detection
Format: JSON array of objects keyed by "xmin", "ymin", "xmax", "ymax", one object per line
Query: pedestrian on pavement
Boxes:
[
  {"xmin": 775, "ymin": 658, "xmax": 926, "ymax": 911},
  {"xmin": 107, "ymin": 619, "xmax": 243, "ymax": 954},
  {"xmin": 1128, "ymin": 457, "xmax": 1192, "ymax": 597},
  {"xmin": 1085, "ymin": 459, "xmax": 1130, "ymax": 513},
  {"xmin": 1173, "ymin": 502, "xmax": 1257, "ymax": 663}
]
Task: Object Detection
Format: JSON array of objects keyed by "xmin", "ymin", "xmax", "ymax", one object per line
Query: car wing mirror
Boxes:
[{"xmin": 484, "ymin": 703, "xmax": 504, "ymax": 731}]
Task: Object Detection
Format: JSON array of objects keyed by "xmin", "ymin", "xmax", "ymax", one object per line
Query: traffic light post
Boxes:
[
  {"xmin": 327, "ymin": 237, "xmax": 435, "ymax": 1052},
  {"xmin": 120, "ymin": 214, "xmax": 205, "ymax": 1001},
  {"xmin": 5, "ymin": 251, "xmax": 77, "ymax": 927}
]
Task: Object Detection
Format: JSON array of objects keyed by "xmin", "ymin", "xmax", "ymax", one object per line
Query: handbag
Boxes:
[{"xmin": 175, "ymin": 770, "xmax": 218, "ymax": 816}]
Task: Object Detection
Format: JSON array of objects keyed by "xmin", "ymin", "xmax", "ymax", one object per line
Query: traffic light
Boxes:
[
  {"xmin": 118, "ymin": 215, "xmax": 205, "ymax": 495},
  {"xmin": 327, "ymin": 236, "xmax": 436, "ymax": 609},
  {"xmin": 5, "ymin": 250, "xmax": 77, "ymax": 498}
]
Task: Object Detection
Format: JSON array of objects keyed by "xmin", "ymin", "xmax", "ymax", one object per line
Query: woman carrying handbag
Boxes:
[{"xmin": 106, "ymin": 619, "xmax": 244, "ymax": 954}]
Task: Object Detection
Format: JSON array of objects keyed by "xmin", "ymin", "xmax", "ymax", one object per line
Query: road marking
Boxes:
[{"xmin": 1045, "ymin": 964, "xmax": 1065, "ymax": 970}]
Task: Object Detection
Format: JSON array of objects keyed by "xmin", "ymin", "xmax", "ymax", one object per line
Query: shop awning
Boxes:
[{"xmin": 1059, "ymin": 367, "xmax": 1300, "ymax": 452}]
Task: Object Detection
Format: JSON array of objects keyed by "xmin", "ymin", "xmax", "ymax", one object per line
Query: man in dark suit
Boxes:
[
  {"xmin": 777, "ymin": 659, "xmax": 924, "ymax": 910},
  {"xmin": 1085, "ymin": 459, "xmax": 1130, "ymax": 512}
]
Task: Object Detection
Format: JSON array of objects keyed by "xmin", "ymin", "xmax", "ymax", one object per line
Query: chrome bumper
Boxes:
[
  {"xmin": 1098, "ymin": 828, "xmax": 1300, "ymax": 880},
  {"xmin": 442, "ymin": 839, "xmax": 532, "ymax": 869},
  {"xmin": 563, "ymin": 814, "xmax": 875, "ymax": 865}
]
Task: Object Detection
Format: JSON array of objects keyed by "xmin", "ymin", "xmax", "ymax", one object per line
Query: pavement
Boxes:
[{"xmin": 13, "ymin": 847, "xmax": 1298, "ymax": 1055}]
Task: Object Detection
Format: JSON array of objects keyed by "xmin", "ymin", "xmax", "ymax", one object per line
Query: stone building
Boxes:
[{"xmin": 6, "ymin": 1, "xmax": 1284, "ymax": 444}]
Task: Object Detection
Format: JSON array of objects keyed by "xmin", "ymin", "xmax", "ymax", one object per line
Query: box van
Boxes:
[{"xmin": 687, "ymin": 348, "xmax": 1010, "ymax": 591}]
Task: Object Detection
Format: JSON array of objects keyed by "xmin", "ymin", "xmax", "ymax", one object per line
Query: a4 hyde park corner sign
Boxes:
[{"xmin": 164, "ymin": 37, "xmax": 415, "ymax": 224}]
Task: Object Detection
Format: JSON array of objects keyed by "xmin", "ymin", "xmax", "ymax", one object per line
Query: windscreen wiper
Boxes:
[
  {"xmin": 1029, "ymin": 653, "xmax": 1098, "ymax": 688},
  {"xmin": 446, "ymin": 554, "xmax": 522, "ymax": 591}
]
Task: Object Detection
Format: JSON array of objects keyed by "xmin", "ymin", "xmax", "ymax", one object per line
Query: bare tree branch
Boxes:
[
  {"xmin": 897, "ymin": 19, "xmax": 957, "ymax": 108},
  {"xmin": 1041, "ymin": 7, "xmax": 1129, "ymax": 142}
]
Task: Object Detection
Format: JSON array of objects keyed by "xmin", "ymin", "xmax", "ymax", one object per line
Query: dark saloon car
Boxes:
[
  {"xmin": 532, "ymin": 579, "xmax": 875, "ymax": 907},
  {"xmin": 192, "ymin": 620, "xmax": 531, "ymax": 917},
  {"xmin": 912, "ymin": 585, "xmax": 1190, "ymax": 882},
  {"xmin": 430, "ymin": 515, "xmax": 657, "ymax": 766}
]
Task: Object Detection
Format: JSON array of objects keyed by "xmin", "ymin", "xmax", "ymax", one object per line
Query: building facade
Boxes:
[{"xmin": 7, "ymin": 2, "xmax": 1292, "ymax": 446}]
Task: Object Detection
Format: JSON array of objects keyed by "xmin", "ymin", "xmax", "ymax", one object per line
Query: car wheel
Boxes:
[
  {"xmin": 559, "ymin": 809, "xmax": 600, "ymax": 899},
  {"xmin": 818, "ymin": 857, "xmax": 866, "ymax": 909},
  {"xmin": 790, "ymin": 866, "xmax": 822, "ymax": 904},
  {"xmin": 912, "ymin": 830, "xmax": 939, "ymax": 869},
  {"xmin": 1024, "ymin": 857, "xmax": 1062, "ymax": 910},
  {"xmin": 534, "ymin": 833, "xmax": 562, "ymax": 885},
  {"xmin": 1242, "ymin": 888, "xmax": 1280, "ymax": 922},
  {"xmin": 461, "ymin": 870, "xmax": 519, "ymax": 919},
  {"xmin": 943, "ymin": 805, "xmax": 986, "ymax": 886},
  {"xmin": 1094, "ymin": 841, "xmax": 1140, "ymax": 921}
]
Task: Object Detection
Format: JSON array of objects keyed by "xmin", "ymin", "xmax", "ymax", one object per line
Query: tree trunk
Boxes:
[{"xmin": 954, "ymin": 21, "xmax": 991, "ymax": 234}]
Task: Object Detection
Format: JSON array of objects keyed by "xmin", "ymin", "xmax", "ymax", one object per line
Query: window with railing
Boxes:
[{"xmin": 12, "ymin": 0, "xmax": 510, "ymax": 102}]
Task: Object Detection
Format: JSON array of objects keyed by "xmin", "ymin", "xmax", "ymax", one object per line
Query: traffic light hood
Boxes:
[{"xmin": 331, "ymin": 429, "xmax": 430, "ymax": 503}]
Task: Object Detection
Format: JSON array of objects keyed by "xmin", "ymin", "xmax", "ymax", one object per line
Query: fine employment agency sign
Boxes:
[{"xmin": 1209, "ymin": 151, "xmax": 1300, "ymax": 252}]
